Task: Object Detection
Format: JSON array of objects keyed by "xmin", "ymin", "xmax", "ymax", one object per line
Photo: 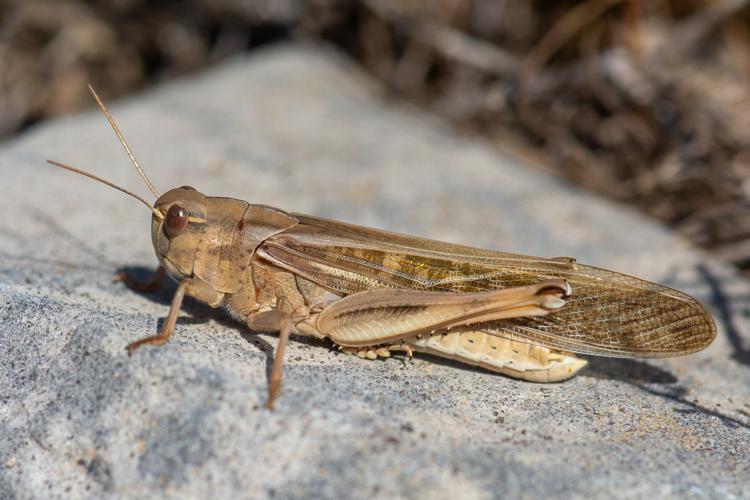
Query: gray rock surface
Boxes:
[{"xmin": 1, "ymin": 44, "xmax": 748, "ymax": 499}]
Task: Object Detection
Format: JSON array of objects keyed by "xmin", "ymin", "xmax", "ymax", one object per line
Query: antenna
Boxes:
[
  {"xmin": 46, "ymin": 160, "xmax": 160, "ymax": 217},
  {"xmin": 87, "ymin": 85, "xmax": 161, "ymax": 199}
]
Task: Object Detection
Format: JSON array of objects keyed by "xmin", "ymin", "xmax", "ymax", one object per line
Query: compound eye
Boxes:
[{"xmin": 164, "ymin": 204, "xmax": 188, "ymax": 239}]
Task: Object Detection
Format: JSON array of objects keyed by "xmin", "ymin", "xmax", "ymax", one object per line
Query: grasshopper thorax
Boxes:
[{"xmin": 150, "ymin": 186, "xmax": 298, "ymax": 294}]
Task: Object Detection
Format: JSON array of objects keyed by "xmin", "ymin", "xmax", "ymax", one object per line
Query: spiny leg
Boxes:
[
  {"xmin": 115, "ymin": 265, "xmax": 165, "ymax": 293},
  {"xmin": 126, "ymin": 278, "xmax": 191, "ymax": 355}
]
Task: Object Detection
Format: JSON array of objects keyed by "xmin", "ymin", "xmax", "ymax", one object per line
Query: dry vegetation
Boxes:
[{"xmin": 2, "ymin": 0, "xmax": 749, "ymax": 270}]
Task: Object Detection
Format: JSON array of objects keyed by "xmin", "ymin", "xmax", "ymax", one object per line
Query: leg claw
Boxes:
[{"xmin": 125, "ymin": 335, "xmax": 169, "ymax": 355}]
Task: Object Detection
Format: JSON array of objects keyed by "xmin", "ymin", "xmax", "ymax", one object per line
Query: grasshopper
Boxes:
[{"xmin": 48, "ymin": 87, "xmax": 716, "ymax": 409}]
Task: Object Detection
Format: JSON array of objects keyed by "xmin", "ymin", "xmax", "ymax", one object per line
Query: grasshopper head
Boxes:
[{"xmin": 152, "ymin": 186, "xmax": 208, "ymax": 281}]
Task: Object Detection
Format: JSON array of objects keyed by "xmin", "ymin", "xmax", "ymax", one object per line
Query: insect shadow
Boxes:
[
  {"xmin": 695, "ymin": 264, "xmax": 750, "ymax": 368},
  {"xmin": 583, "ymin": 357, "xmax": 677, "ymax": 384}
]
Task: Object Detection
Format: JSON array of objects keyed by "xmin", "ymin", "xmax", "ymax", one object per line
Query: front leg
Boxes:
[{"xmin": 126, "ymin": 277, "xmax": 224, "ymax": 354}]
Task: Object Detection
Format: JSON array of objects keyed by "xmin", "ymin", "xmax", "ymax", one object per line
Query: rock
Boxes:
[{"xmin": 0, "ymin": 44, "xmax": 748, "ymax": 498}]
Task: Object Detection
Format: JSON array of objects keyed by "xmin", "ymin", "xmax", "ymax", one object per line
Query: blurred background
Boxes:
[{"xmin": 1, "ymin": 0, "xmax": 748, "ymax": 272}]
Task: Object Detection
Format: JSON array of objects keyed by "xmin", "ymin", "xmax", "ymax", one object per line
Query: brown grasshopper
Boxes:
[{"xmin": 48, "ymin": 87, "xmax": 717, "ymax": 409}]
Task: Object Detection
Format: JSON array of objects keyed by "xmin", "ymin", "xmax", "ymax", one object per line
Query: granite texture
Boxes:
[{"xmin": 0, "ymin": 44, "xmax": 748, "ymax": 499}]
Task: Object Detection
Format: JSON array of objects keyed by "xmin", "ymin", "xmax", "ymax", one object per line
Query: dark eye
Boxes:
[
  {"xmin": 164, "ymin": 204, "xmax": 188, "ymax": 238},
  {"xmin": 180, "ymin": 186, "xmax": 195, "ymax": 191}
]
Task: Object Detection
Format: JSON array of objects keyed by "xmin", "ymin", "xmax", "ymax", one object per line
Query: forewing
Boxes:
[{"xmin": 258, "ymin": 214, "xmax": 716, "ymax": 358}]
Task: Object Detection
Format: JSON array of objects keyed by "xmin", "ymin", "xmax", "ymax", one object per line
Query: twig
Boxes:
[{"xmin": 361, "ymin": 0, "xmax": 520, "ymax": 77}]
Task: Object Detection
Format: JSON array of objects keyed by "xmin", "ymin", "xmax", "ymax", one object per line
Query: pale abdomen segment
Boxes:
[{"xmin": 405, "ymin": 329, "xmax": 588, "ymax": 382}]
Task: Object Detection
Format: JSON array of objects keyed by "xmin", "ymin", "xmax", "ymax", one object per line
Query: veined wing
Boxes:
[{"xmin": 257, "ymin": 214, "xmax": 716, "ymax": 358}]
